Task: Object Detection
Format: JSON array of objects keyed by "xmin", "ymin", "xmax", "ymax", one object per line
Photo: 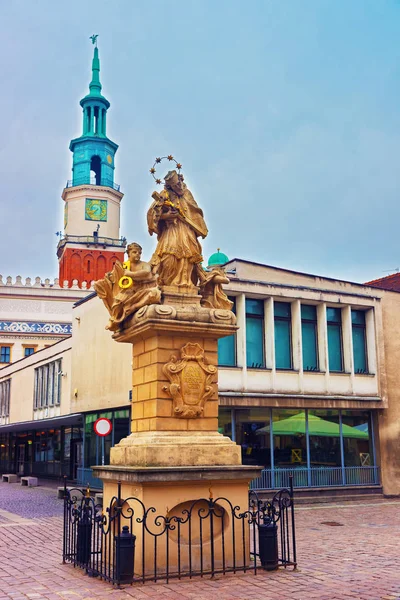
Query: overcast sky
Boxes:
[{"xmin": 1, "ymin": 0, "xmax": 400, "ymax": 284}]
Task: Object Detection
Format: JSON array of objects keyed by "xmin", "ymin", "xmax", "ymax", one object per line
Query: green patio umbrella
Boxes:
[{"xmin": 256, "ymin": 412, "xmax": 368, "ymax": 439}]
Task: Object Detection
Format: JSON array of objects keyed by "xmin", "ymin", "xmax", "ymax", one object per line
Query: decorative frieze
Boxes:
[{"xmin": 0, "ymin": 321, "xmax": 72, "ymax": 335}]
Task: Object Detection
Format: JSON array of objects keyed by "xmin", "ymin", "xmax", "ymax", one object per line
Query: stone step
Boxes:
[
  {"xmin": 254, "ymin": 485, "xmax": 384, "ymax": 505},
  {"xmin": 293, "ymin": 493, "xmax": 385, "ymax": 505}
]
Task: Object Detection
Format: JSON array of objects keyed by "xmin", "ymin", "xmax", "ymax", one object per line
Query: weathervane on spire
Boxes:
[{"xmin": 90, "ymin": 34, "xmax": 99, "ymax": 47}]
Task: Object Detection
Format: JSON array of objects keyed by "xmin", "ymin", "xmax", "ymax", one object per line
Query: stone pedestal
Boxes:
[
  {"xmin": 92, "ymin": 465, "xmax": 261, "ymax": 576},
  {"xmin": 93, "ymin": 296, "xmax": 261, "ymax": 576},
  {"xmin": 109, "ymin": 302, "xmax": 242, "ymax": 467}
]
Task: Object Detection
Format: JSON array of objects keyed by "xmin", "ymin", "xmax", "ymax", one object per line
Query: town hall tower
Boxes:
[{"xmin": 57, "ymin": 40, "xmax": 125, "ymax": 287}]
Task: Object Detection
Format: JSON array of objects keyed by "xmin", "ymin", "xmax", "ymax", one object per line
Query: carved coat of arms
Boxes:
[{"xmin": 163, "ymin": 343, "xmax": 217, "ymax": 418}]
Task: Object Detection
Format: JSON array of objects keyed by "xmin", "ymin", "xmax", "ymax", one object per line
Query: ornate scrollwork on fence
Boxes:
[{"xmin": 62, "ymin": 480, "xmax": 297, "ymax": 586}]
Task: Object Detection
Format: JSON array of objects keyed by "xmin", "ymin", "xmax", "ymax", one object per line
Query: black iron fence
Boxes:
[{"xmin": 62, "ymin": 478, "xmax": 296, "ymax": 586}]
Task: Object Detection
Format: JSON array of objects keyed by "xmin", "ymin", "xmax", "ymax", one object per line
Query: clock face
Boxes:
[
  {"xmin": 107, "ymin": 154, "xmax": 113, "ymax": 164},
  {"xmin": 85, "ymin": 199, "xmax": 108, "ymax": 222}
]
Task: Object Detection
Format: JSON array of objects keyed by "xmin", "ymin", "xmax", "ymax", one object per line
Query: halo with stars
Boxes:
[{"xmin": 149, "ymin": 155, "xmax": 183, "ymax": 185}]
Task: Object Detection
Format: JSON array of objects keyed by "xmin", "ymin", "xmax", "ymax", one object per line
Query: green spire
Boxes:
[{"xmin": 88, "ymin": 46, "xmax": 102, "ymax": 97}]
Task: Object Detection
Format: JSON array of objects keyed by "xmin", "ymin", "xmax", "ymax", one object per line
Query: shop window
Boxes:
[
  {"xmin": 234, "ymin": 408, "xmax": 271, "ymax": 467},
  {"xmin": 341, "ymin": 411, "xmax": 372, "ymax": 472},
  {"xmin": 246, "ymin": 299, "xmax": 265, "ymax": 368},
  {"xmin": 24, "ymin": 347, "xmax": 35, "ymax": 357},
  {"xmin": 272, "ymin": 409, "xmax": 306, "ymax": 468},
  {"xmin": 274, "ymin": 302, "xmax": 292, "ymax": 369},
  {"xmin": 327, "ymin": 307, "xmax": 343, "ymax": 372},
  {"xmin": 352, "ymin": 310, "xmax": 368, "ymax": 374},
  {"xmin": 84, "ymin": 409, "xmax": 130, "ymax": 469},
  {"xmin": 0, "ymin": 380, "xmax": 10, "ymax": 417},
  {"xmin": 33, "ymin": 359, "xmax": 62, "ymax": 409},
  {"xmin": 308, "ymin": 410, "xmax": 341, "ymax": 468},
  {"xmin": 301, "ymin": 305, "xmax": 318, "ymax": 371},
  {"xmin": 218, "ymin": 297, "xmax": 236, "ymax": 366},
  {"xmin": 218, "ymin": 407, "xmax": 232, "ymax": 438},
  {"xmin": 0, "ymin": 346, "xmax": 11, "ymax": 363}
]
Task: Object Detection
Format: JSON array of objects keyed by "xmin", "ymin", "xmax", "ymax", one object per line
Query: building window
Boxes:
[
  {"xmin": 301, "ymin": 305, "xmax": 318, "ymax": 371},
  {"xmin": 327, "ymin": 307, "xmax": 343, "ymax": 372},
  {"xmin": 218, "ymin": 297, "xmax": 236, "ymax": 366},
  {"xmin": 0, "ymin": 380, "xmax": 10, "ymax": 417},
  {"xmin": 352, "ymin": 310, "xmax": 368, "ymax": 374},
  {"xmin": 24, "ymin": 347, "xmax": 35, "ymax": 357},
  {"xmin": 0, "ymin": 346, "xmax": 11, "ymax": 364},
  {"xmin": 246, "ymin": 299, "xmax": 265, "ymax": 368},
  {"xmin": 33, "ymin": 359, "xmax": 62, "ymax": 410},
  {"xmin": 274, "ymin": 302, "xmax": 292, "ymax": 369}
]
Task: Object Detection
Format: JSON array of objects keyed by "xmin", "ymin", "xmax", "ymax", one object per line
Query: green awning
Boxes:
[{"xmin": 256, "ymin": 412, "xmax": 368, "ymax": 439}]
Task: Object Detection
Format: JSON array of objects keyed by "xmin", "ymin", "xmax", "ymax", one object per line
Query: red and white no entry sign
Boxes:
[{"xmin": 94, "ymin": 417, "xmax": 112, "ymax": 437}]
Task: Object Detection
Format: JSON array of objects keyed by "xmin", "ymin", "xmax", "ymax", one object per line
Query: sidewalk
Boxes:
[{"xmin": 0, "ymin": 481, "xmax": 399, "ymax": 599}]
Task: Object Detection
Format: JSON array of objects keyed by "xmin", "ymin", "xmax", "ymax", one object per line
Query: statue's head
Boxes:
[
  {"xmin": 127, "ymin": 242, "xmax": 142, "ymax": 262},
  {"xmin": 165, "ymin": 170, "xmax": 185, "ymax": 196}
]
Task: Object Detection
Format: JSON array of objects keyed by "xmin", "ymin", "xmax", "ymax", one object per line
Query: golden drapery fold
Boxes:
[{"xmin": 147, "ymin": 186, "xmax": 208, "ymax": 287}]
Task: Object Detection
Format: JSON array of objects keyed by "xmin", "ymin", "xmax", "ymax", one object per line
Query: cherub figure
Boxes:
[
  {"xmin": 199, "ymin": 267, "xmax": 233, "ymax": 310},
  {"xmin": 94, "ymin": 242, "xmax": 161, "ymax": 331}
]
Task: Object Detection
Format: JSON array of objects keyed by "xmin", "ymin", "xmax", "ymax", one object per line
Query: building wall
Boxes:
[
  {"xmin": 70, "ymin": 295, "xmax": 131, "ymax": 413},
  {"xmin": 63, "ymin": 185, "xmax": 123, "ymax": 239},
  {"xmin": 0, "ymin": 338, "xmax": 72, "ymax": 425},
  {"xmin": 58, "ymin": 248, "xmax": 124, "ymax": 287},
  {"xmin": 220, "ymin": 260, "xmax": 383, "ymax": 409},
  {"xmin": 0, "ymin": 277, "xmax": 88, "ymax": 364},
  {"xmin": 378, "ymin": 291, "xmax": 400, "ymax": 496}
]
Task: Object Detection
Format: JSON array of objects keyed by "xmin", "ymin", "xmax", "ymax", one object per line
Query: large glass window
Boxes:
[
  {"xmin": 308, "ymin": 410, "xmax": 341, "ymax": 468},
  {"xmin": 352, "ymin": 310, "xmax": 368, "ymax": 374},
  {"xmin": 218, "ymin": 407, "xmax": 232, "ymax": 438},
  {"xmin": 234, "ymin": 408, "xmax": 271, "ymax": 467},
  {"xmin": 218, "ymin": 297, "xmax": 236, "ymax": 366},
  {"xmin": 84, "ymin": 409, "xmax": 130, "ymax": 468},
  {"xmin": 33, "ymin": 359, "xmax": 62, "ymax": 409},
  {"xmin": 274, "ymin": 302, "xmax": 292, "ymax": 369},
  {"xmin": 272, "ymin": 409, "xmax": 306, "ymax": 467},
  {"xmin": 342, "ymin": 411, "xmax": 372, "ymax": 468},
  {"xmin": 246, "ymin": 299, "xmax": 265, "ymax": 368},
  {"xmin": 327, "ymin": 308, "xmax": 343, "ymax": 372},
  {"xmin": 301, "ymin": 305, "xmax": 318, "ymax": 371}
]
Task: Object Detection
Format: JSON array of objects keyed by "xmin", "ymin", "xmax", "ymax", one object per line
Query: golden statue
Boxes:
[
  {"xmin": 199, "ymin": 268, "xmax": 233, "ymax": 310},
  {"xmin": 147, "ymin": 170, "xmax": 208, "ymax": 288},
  {"xmin": 94, "ymin": 242, "xmax": 161, "ymax": 331}
]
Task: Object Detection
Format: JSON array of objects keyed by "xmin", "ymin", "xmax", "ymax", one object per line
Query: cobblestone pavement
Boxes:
[{"xmin": 0, "ymin": 482, "xmax": 399, "ymax": 600}]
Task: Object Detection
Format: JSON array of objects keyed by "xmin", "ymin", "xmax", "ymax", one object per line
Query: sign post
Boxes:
[{"xmin": 93, "ymin": 418, "xmax": 112, "ymax": 467}]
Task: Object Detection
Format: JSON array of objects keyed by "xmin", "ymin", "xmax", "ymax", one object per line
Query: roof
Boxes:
[
  {"xmin": 225, "ymin": 257, "xmax": 400, "ymax": 293},
  {"xmin": 208, "ymin": 250, "xmax": 229, "ymax": 267},
  {"xmin": 365, "ymin": 272, "xmax": 400, "ymax": 292}
]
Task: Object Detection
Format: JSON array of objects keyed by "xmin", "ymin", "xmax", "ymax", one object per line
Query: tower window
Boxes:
[
  {"xmin": 94, "ymin": 107, "xmax": 99, "ymax": 134},
  {"xmin": 90, "ymin": 155, "xmax": 101, "ymax": 185},
  {"xmin": 87, "ymin": 260, "xmax": 91, "ymax": 274}
]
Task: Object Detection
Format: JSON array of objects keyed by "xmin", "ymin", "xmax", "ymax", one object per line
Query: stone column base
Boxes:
[
  {"xmin": 110, "ymin": 431, "xmax": 242, "ymax": 467},
  {"xmin": 92, "ymin": 464, "xmax": 262, "ymax": 577}
]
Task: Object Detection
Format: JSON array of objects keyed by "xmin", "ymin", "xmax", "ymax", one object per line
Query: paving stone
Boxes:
[{"xmin": 0, "ymin": 483, "xmax": 400, "ymax": 599}]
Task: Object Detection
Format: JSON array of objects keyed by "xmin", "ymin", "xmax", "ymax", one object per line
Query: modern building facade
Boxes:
[{"xmin": 216, "ymin": 258, "xmax": 400, "ymax": 496}]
